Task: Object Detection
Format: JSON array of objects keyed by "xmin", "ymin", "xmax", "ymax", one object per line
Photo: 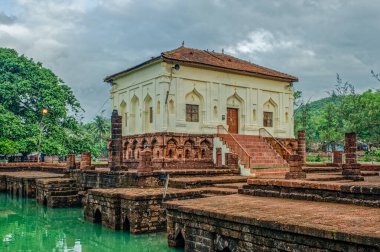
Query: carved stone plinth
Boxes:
[
  {"xmin": 285, "ymin": 154, "xmax": 306, "ymax": 179},
  {"xmin": 137, "ymin": 150, "xmax": 154, "ymax": 177}
]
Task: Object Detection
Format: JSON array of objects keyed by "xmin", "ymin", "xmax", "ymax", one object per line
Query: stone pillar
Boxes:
[
  {"xmin": 216, "ymin": 148, "xmax": 222, "ymax": 167},
  {"xmin": 297, "ymin": 130, "xmax": 306, "ymax": 163},
  {"xmin": 80, "ymin": 152, "xmax": 93, "ymax": 170},
  {"xmin": 225, "ymin": 153, "xmax": 239, "ymax": 172},
  {"xmin": 109, "ymin": 110, "xmax": 124, "ymax": 171},
  {"xmin": 333, "ymin": 151, "xmax": 343, "ymax": 166},
  {"xmin": 285, "ymin": 154, "xmax": 306, "ymax": 179},
  {"xmin": 67, "ymin": 154, "xmax": 76, "ymax": 169},
  {"xmin": 342, "ymin": 132, "xmax": 362, "ymax": 180},
  {"xmin": 137, "ymin": 150, "xmax": 153, "ymax": 177}
]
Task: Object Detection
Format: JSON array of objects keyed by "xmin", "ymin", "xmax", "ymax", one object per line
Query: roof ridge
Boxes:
[{"xmin": 203, "ymin": 50, "xmax": 224, "ymax": 62}]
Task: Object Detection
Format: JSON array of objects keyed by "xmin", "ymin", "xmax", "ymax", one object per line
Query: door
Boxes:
[{"xmin": 227, "ymin": 108, "xmax": 239, "ymax": 134}]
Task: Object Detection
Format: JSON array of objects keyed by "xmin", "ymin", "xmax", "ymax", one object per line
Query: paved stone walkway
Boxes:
[
  {"xmin": 0, "ymin": 171, "xmax": 64, "ymax": 179},
  {"xmin": 166, "ymin": 194, "xmax": 380, "ymax": 243}
]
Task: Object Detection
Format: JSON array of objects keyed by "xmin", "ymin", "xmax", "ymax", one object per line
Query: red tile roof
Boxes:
[{"xmin": 104, "ymin": 46, "xmax": 298, "ymax": 82}]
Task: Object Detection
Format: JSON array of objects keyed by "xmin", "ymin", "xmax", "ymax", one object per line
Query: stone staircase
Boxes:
[
  {"xmin": 36, "ymin": 178, "xmax": 82, "ymax": 208},
  {"xmin": 218, "ymin": 134, "xmax": 288, "ymax": 168}
]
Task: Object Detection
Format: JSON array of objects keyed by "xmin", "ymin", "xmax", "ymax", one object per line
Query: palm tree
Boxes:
[{"xmin": 92, "ymin": 115, "xmax": 110, "ymax": 157}]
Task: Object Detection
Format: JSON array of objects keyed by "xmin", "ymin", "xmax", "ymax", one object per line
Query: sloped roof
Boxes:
[{"xmin": 104, "ymin": 46, "xmax": 298, "ymax": 82}]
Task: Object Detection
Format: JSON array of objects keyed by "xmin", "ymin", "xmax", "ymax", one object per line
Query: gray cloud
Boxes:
[
  {"xmin": 0, "ymin": 0, "xmax": 379, "ymax": 121},
  {"xmin": 0, "ymin": 12, "xmax": 16, "ymax": 24}
]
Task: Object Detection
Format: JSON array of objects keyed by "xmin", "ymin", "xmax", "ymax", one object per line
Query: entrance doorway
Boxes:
[{"xmin": 227, "ymin": 108, "xmax": 238, "ymax": 134}]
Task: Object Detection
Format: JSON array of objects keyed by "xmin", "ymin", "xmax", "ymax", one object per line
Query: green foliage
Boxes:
[
  {"xmin": 295, "ymin": 74, "xmax": 380, "ymax": 150},
  {"xmin": 0, "ymin": 48, "xmax": 83, "ymax": 156}
]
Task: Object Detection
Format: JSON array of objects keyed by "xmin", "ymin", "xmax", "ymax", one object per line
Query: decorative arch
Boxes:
[
  {"xmin": 130, "ymin": 95, "xmax": 139, "ymax": 134},
  {"xmin": 173, "ymin": 228, "xmax": 186, "ymax": 248},
  {"xmin": 123, "ymin": 140, "xmax": 129, "ymax": 159},
  {"xmin": 263, "ymin": 98, "xmax": 278, "ymax": 128},
  {"xmin": 185, "ymin": 88, "xmax": 204, "ymax": 123},
  {"xmin": 143, "ymin": 94, "xmax": 153, "ymax": 132},
  {"xmin": 200, "ymin": 139, "xmax": 212, "ymax": 159},
  {"xmin": 227, "ymin": 92, "xmax": 244, "ymax": 108},
  {"xmin": 166, "ymin": 138, "xmax": 177, "ymax": 159},
  {"xmin": 141, "ymin": 138, "xmax": 149, "ymax": 149}
]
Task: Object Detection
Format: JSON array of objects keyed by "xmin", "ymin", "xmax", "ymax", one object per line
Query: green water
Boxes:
[{"xmin": 0, "ymin": 193, "xmax": 181, "ymax": 252}]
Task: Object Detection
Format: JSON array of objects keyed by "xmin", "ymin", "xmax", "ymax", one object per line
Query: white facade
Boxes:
[{"xmin": 110, "ymin": 60, "xmax": 295, "ymax": 138}]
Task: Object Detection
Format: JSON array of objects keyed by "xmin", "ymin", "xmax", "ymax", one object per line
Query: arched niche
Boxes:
[
  {"xmin": 143, "ymin": 94, "xmax": 153, "ymax": 132},
  {"xmin": 120, "ymin": 100, "xmax": 127, "ymax": 135},
  {"xmin": 169, "ymin": 99, "xmax": 175, "ymax": 114},
  {"xmin": 130, "ymin": 95, "xmax": 139, "ymax": 134}
]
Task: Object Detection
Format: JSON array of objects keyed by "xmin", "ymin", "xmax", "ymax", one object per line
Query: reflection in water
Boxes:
[{"xmin": 0, "ymin": 193, "xmax": 181, "ymax": 252}]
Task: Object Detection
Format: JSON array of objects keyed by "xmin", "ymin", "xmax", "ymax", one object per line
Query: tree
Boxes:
[{"xmin": 0, "ymin": 48, "xmax": 82, "ymax": 156}]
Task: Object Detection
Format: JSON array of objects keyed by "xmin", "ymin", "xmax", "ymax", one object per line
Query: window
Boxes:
[
  {"xmin": 124, "ymin": 113, "xmax": 128, "ymax": 127},
  {"xmin": 263, "ymin": 112, "xmax": 273, "ymax": 127},
  {"xmin": 186, "ymin": 104, "xmax": 199, "ymax": 122},
  {"xmin": 149, "ymin": 107, "xmax": 153, "ymax": 123}
]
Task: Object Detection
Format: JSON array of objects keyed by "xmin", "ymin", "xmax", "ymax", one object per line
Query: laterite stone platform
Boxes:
[
  {"xmin": 241, "ymin": 177, "xmax": 380, "ymax": 207},
  {"xmin": 84, "ymin": 188, "xmax": 204, "ymax": 233},
  {"xmin": 166, "ymin": 194, "xmax": 380, "ymax": 252},
  {"xmin": 36, "ymin": 178, "xmax": 81, "ymax": 208},
  {"xmin": 0, "ymin": 172, "xmax": 64, "ymax": 198}
]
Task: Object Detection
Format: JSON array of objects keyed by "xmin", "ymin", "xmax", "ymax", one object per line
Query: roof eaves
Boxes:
[{"xmin": 104, "ymin": 56, "xmax": 162, "ymax": 83}]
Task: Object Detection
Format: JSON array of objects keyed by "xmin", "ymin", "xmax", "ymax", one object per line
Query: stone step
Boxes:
[
  {"xmin": 169, "ymin": 176, "xmax": 248, "ymax": 188},
  {"xmin": 302, "ymin": 167, "xmax": 342, "ymax": 173},
  {"xmin": 361, "ymin": 171, "xmax": 380, "ymax": 176},
  {"xmin": 154, "ymin": 168, "xmax": 239, "ymax": 177},
  {"xmin": 199, "ymin": 187, "xmax": 238, "ymax": 195},
  {"xmin": 213, "ymin": 183, "xmax": 246, "ymax": 189}
]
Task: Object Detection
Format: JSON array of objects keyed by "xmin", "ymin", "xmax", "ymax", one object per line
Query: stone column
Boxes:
[
  {"xmin": 67, "ymin": 154, "xmax": 76, "ymax": 169},
  {"xmin": 225, "ymin": 153, "xmax": 239, "ymax": 172},
  {"xmin": 137, "ymin": 150, "xmax": 153, "ymax": 177},
  {"xmin": 342, "ymin": 132, "xmax": 362, "ymax": 180},
  {"xmin": 80, "ymin": 152, "xmax": 93, "ymax": 170},
  {"xmin": 216, "ymin": 148, "xmax": 222, "ymax": 167},
  {"xmin": 333, "ymin": 151, "xmax": 343, "ymax": 167},
  {"xmin": 285, "ymin": 154, "xmax": 306, "ymax": 179},
  {"xmin": 109, "ymin": 109, "xmax": 124, "ymax": 171},
  {"xmin": 297, "ymin": 130, "xmax": 306, "ymax": 163}
]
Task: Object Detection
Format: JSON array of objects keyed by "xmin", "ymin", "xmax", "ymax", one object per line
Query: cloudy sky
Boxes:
[{"xmin": 1, "ymin": 0, "xmax": 379, "ymax": 121}]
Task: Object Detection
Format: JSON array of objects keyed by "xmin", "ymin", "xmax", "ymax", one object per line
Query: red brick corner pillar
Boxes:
[
  {"xmin": 297, "ymin": 130, "xmax": 306, "ymax": 163},
  {"xmin": 137, "ymin": 150, "xmax": 153, "ymax": 177},
  {"xmin": 216, "ymin": 148, "xmax": 222, "ymax": 167},
  {"xmin": 342, "ymin": 132, "xmax": 362, "ymax": 180},
  {"xmin": 333, "ymin": 151, "xmax": 343, "ymax": 167},
  {"xmin": 67, "ymin": 154, "xmax": 76, "ymax": 169},
  {"xmin": 285, "ymin": 154, "xmax": 306, "ymax": 179},
  {"xmin": 109, "ymin": 109, "xmax": 124, "ymax": 171},
  {"xmin": 80, "ymin": 152, "xmax": 93, "ymax": 170}
]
